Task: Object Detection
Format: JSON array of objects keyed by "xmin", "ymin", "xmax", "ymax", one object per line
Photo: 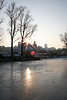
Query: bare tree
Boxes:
[
  {"xmin": 0, "ymin": 0, "xmax": 5, "ymax": 9},
  {"xmin": 19, "ymin": 11, "xmax": 37, "ymax": 56},
  {"xmin": 0, "ymin": 28, "xmax": 4, "ymax": 41},
  {"xmin": 6, "ymin": 2, "xmax": 25, "ymax": 58},
  {"xmin": 60, "ymin": 32, "xmax": 67, "ymax": 48},
  {"xmin": 0, "ymin": 0, "xmax": 5, "ymax": 41}
]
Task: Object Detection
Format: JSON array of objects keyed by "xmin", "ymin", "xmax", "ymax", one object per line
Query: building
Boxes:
[{"xmin": 45, "ymin": 44, "xmax": 48, "ymax": 48}]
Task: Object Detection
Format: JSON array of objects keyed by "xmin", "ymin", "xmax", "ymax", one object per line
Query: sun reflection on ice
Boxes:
[
  {"xmin": 27, "ymin": 67, "xmax": 30, "ymax": 80},
  {"xmin": 24, "ymin": 67, "xmax": 32, "ymax": 93}
]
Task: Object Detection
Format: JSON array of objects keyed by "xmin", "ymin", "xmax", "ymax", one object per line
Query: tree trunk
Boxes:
[
  {"xmin": 21, "ymin": 36, "xmax": 23, "ymax": 56},
  {"xmin": 11, "ymin": 37, "xmax": 13, "ymax": 59},
  {"xmin": 11, "ymin": 17, "xmax": 13, "ymax": 59},
  {"xmin": 66, "ymin": 43, "xmax": 67, "ymax": 49},
  {"xmin": 21, "ymin": 30, "xmax": 24, "ymax": 56}
]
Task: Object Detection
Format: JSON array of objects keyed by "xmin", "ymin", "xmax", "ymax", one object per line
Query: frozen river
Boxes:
[{"xmin": 0, "ymin": 58, "xmax": 67, "ymax": 100}]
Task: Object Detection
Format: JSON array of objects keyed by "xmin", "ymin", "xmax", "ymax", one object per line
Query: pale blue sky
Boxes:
[{"xmin": 1, "ymin": 0, "xmax": 67, "ymax": 48}]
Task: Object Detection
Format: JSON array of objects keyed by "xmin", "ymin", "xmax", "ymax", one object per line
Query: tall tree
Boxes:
[
  {"xmin": 6, "ymin": 2, "xmax": 25, "ymax": 58},
  {"xmin": 60, "ymin": 32, "xmax": 67, "ymax": 48},
  {"xmin": 0, "ymin": 0, "xmax": 5, "ymax": 41},
  {"xmin": 0, "ymin": 28, "xmax": 4, "ymax": 41},
  {"xmin": 0, "ymin": 0, "xmax": 5, "ymax": 9},
  {"xmin": 19, "ymin": 11, "xmax": 37, "ymax": 56}
]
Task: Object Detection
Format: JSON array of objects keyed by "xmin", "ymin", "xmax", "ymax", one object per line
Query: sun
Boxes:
[{"xmin": 25, "ymin": 38, "xmax": 32, "ymax": 44}]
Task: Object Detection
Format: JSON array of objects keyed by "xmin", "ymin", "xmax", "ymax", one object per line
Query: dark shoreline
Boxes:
[{"xmin": 0, "ymin": 56, "xmax": 67, "ymax": 62}]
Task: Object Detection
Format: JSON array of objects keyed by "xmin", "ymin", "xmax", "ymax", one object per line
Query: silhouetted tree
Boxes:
[
  {"xmin": 6, "ymin": 2, "xmax": 25, "ymax": 58},
  {"xmin": 0, "ymin": 0, "xmax": 5, "ymax": 41},
  {"xmin": 60, "ymin": 32, "xmax": 67, "ymax": 48},
  {"xmin": 0, "ymin": 0, "xmax": 5, "ymax": 22},
  {"xmin": 19, "ymin": 11, "xmax": 37, "ymax": 56},
  {"xmin": 0, "ymin": 28, "xmax": 4, "ymax": 41}
]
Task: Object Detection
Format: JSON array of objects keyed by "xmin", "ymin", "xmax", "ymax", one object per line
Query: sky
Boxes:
[{"xmin": 0, "ymin": 0, "xmax": 67, "ymax": 49}]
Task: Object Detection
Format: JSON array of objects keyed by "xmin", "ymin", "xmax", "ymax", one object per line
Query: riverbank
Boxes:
[
  {"xmin": 0, "ymin": 55, "xmax": 67, "ymax": 62},
  {"xmin": 0, "ymin": 56, "xmax": 41, "ymax": 62}
]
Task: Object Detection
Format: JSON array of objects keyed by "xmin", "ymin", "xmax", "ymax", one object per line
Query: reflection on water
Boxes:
[
  {"xmin": 11, "ymin": 63, "xmax": 13, "ymax": 86},
  {"xmin": 26, "ymin": 67, "xmax": 31, "ymax": 80},
  {"xmin": 24, "ymin": 67, "xmax": 32, "ymax": 93}
]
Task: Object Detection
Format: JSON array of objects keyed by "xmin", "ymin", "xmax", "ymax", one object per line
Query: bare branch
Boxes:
[
  {"xmin": 0, "ymin": 0, "xmax": 6, "ymax": 24},
  {"xmin": 0, "ymin": 18, "xmax": 3, "ymax": 23},
  {"xmin": 60, "ymin": 32, "xmax": 67, "ymax": 48},
  {"xmin": 13, "ymin": 37, "xmax": 21, "ymax": 43},
  {"xmin": 6, "ymin": 2, "xmax": 25, "ymax": 37},
  {"xmin": 25, "ymin": 24, "xmax": 37, "ymax": 38},
  {"xmin": 0, "ymin": 28, "xmax": 4, "ymax": 41},
  {"xmin": 0, "ymin": 0, "xmax": 5, "ymax": 10}
]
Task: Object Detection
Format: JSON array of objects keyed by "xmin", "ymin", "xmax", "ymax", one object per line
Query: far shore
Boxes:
[{"xmin": 0, "ymin": 55, "xmax": 67, "ymax": 62}]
